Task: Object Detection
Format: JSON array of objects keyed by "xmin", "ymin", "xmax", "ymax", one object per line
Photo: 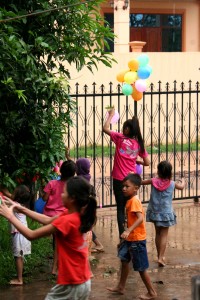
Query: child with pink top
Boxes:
[
  {"xmin": 142, "ymin": 160, "xmax": 185, "ymax": 267},
  {"xmin": 43, "ymin": 160, "xmax": 76, "ymax": 274},
  {"xmin": 103, "ymin": 108, "xmax": 150, "ymax": 237}
]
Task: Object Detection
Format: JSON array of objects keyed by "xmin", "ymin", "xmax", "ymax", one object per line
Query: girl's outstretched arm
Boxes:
[
  {"xmin": 3, "ymin": 196, "xmax": 57, "ymax": 224},
  {"xmin": 141, "ymin": 179, "xmax": 152, "ymax": 185},
  {"xmin": 175, "ymin": 177, "xmax": 185, "ymax": 190},
  {"xmin": 103, "ymin": 108, "xmax": 115, "ymax": 135},
  {"xmin": 0, "ymin": 200, "xmax": 56, "ymax": 240}
]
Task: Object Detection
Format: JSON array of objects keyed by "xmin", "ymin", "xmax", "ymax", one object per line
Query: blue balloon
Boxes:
[
  {"xmin": 146, "ymin": 65, "xmax": 153, "ymax": 74},
  {"xmin": 137, "ymin": 67, "xmax": 151, "ymax": 79},
  {"xmin": 34, "ymin": 197, "xmax": 46, "ymax": 214}
]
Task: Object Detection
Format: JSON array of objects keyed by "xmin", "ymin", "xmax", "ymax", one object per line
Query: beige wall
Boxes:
[{"xmin": 68, "ymin": 52, "xmax": 200, "ymax": 89}]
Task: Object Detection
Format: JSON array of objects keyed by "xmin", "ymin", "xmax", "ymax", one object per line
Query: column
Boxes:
[{"xmin": 114, "ymin": 0, "xmax": 130, "ymax": 53}]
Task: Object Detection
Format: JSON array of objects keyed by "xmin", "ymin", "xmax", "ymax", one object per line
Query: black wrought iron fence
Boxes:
[{"xmin": 66, "ymin": 80, "xmax": 200, "ymax": 207}]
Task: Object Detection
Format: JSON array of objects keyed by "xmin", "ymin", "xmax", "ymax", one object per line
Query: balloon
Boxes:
[
  {"xmin": 54, "ymin": 165, "xmax": 60, "ymax": 173},
  {"xmin": 136, "ymin": 164, "xmax": 143, "ymax": 175},
  {"xmin": 59, "ymin": 160, "xmax": 63, "ymax": 168},
  {"xmin": 135, "ymin": 79, "xmax": 147, "ymax": 93},
  {"xmin": 137, "ymin": 54, "xmax": 149, "ymax": 67},
  {"xmin": 116, "ymin": 69, "xmax": 129, "ymax": 83},
  {"xmin": 128, "ymin": 59, "xmax": 139, "ymax": 72},
  {"xmin": 106, "ymin": 110, "xmax": 120, "ymax": 124},
  {"xmin": 146, "ymin": 64, "xmax": 153, "ymax": 74},
  {"xmin": 131, "ymin": 88, "xmax": 143, "ymax": 101},
  {"xmin": 137, "ymin": 66, "xmax": 151, "ymax": 80},
  {"xmin": 124, "ymin": 71, "xmax": 137, "ymax": 84},
  {"xmin": 122, "ymin": 83, "xmax": 133, "ymax": 96}
]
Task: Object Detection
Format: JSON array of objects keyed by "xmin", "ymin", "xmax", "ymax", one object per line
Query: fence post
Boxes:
[
  {"xmin": 134, "ymin": 100, "xmax": 137, "ymax": 116},
  {"xmin": 192, "ymin": 275, "xmax": 200, "ymax": 300}
]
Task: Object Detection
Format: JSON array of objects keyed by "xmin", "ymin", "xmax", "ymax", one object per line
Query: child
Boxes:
[
  {"xmin": 0, "ymin": 176, "xmax": 97, "ymax": 299},
  {"xmin": 10, "ymin": 185, "xmax": 31, "ymax": 285},
  {"xmin": 43, "ymin": 159, "xmax": 76, "ymax": 275},
  {"xmin": 142, "ymin": 160, "xmax": 185, "ymax": 267},
  {"xmin": 76, "ymin": 157, "xmax": 104, "ymax": 252},
  {"xmin": 107, "ymin": 173, "xmax": 157, "ymax": 300},
  {"xmin": 103, "ymin": 108, "xmax": 150, "ymax": 236}
]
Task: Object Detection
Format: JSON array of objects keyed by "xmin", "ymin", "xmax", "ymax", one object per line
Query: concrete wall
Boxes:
[{"xmin": 68, "ymin": 52, "xmax": 200, "ymax": 90}]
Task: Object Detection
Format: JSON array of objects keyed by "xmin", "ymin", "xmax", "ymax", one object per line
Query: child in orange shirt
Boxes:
[{"xmin": 107, "ymin": 173, "xmax": 157, "ymax": 300}]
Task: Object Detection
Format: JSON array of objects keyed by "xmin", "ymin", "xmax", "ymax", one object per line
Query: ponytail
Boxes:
[
  {"xmin": 80, "ymin": 195, "xmax": 97, "ymax": 233},
  {"xmin": 66, "ymin": 176, "xmax": 97, "ymax": 233},
  {"xmin": 123, "ymin": 116, "xmax": 145, "ymax": 154}
]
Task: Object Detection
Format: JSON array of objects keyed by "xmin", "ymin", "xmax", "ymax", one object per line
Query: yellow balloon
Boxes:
[
  {"xmin": 128, "ymin": 59, "xmax": 139, "ymax": 72},
  {"xmin": 116, "ymin": 69, "xmax": 130, "ymax": 83},
  {"xmin": 124, "ymin": 71, "xmax": 137, "ymax": 84}
]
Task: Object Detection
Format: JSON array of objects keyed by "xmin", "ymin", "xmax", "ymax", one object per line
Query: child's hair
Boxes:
[
  {"xmin": 66, "ymin": 176, "xmax": 97, "ymax": 233},
  {"xmin": 12, "ymin": 185, "xmax": 31, "ymax": 207},
  {"xmin": 60, "ymin": 160, "xmax": 76, "ymax": 180},
  {"xmin": 122, "ymin": 116, "xmax": 145, "ymax": 153},
  {"xmin": 123, "ymin": 173, "xmax": 142, "ymax": 188},
  {"xmin": 157, "ymin": 161, "xmax": 172, "ymax": 180}
]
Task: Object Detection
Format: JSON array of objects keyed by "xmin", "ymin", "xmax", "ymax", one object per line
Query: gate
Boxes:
[{"xmin": 66, "ymin": 81, "xmax": 200, "ymax": 207}]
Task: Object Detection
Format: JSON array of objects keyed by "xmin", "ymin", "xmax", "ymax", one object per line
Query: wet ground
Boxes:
[{"xmin": 1, "ymin": 200, "xmax": 200, "ymax": 300}]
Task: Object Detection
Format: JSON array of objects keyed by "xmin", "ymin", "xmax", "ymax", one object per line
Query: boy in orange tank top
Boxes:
[{"xmin": 107, "ymin": 173, "xmax": 157, "ymax": 300}]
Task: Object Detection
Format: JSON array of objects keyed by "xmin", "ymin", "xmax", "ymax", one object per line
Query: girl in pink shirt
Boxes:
[
  {"xmin": 43, "ymin": 160, "xmax": 76, "ymax": 275},
  {"xmin": 103, "ymin": 108, "xmax": 150, "ymax": 237}
]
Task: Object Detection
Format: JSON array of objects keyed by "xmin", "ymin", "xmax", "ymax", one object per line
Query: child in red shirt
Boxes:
[{"xmin": 0, "ymin": 177, "xmax": 97, "ymax": 300}]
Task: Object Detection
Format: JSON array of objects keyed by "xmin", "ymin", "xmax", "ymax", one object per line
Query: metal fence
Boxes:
[{"xmin": 66, "ymin": 80, "xmax": 200, "ymax": 207}]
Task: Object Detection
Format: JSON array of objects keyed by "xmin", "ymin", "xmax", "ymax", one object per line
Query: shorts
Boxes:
[
  {"xmin": 118, "ymin": 240, "xmax": 149, "ymax": 272},
  {"xmin": 45, "ymin": 280, "xmax": 91, "ymax": 300},
  {"xmin": 12, "ymin": 233, "xmax": 31, "ymax": 257}
]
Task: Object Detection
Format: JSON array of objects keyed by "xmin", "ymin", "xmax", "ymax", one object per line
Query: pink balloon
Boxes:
[
  {"xmin": 54, "ymin": 165, "xmax": 60, "ymax": 173},
  {"xmin": 135, "ymin": 79, "xmax": 147, "ymax": 93},
  {"xmin": 59, "ymin": 160, "xmax": 63, "ymax": 167},
  {"xmin": 106, "ymin": 110, "xmax": 120, "ymax": 124},
  {"xmin": 136, "ymin": 164, "xmax": 143, "ymax": 175}
]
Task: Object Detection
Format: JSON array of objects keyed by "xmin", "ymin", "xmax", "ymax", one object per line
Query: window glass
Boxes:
[
  {"xmin": 130, "ymin": 14, "xmax": 160, "ymax": 27},
  {"xmin": 161, "ymin": 15, "xmax": 182, "ymax": 27}
]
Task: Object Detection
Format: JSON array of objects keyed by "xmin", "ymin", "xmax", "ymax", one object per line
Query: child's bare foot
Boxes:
[
  {"xmin": 138, "ymin": 292, "xmax": 157, "ymax": 299},
  {"xmin": 107, "ymin": 287, "xmax": 124, "ymax": 295},
  {"xmin": 10, "ymin": 279, "xmax": 23, "ymax": 285},
  {"xmin": 158, "ymin": 258, "xmax": 166, "ymax": 267}
]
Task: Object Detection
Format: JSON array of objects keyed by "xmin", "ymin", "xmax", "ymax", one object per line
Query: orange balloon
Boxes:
[
  {"xmin": 131, "ymin": 88, "xmax": 143, "ymax": 101},
  {"xmin": 128, "ymin": 59, "xmax": 139, "ymax": 72},
  {"xmin": 116, "ymin": 69, "xmax": 129, "ymax": 83}
]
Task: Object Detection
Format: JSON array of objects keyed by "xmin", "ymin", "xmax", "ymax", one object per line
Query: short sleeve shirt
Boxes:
[
  {"xmin": 126, "ymin": 195, "xmax": 146, "ymax": 241},
  {"xmin": 110, "ymin": 131, "xmax": 148, "ymax": 180},
  {"xmin": 43, "ymin": 180, "xmax": 65, "ymax": 217},
  {"xmin": 52, "ymin": 210, "xmax": 91, "ymax": 285}
]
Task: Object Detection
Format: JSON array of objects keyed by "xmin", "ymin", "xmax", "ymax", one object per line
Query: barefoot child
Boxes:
[
  {"xmin": 142, "ymin": 160, "xmax": 185, "ymax": 267},
  {"xmin": 10, "ymin": 185, "xmax": 31, "ymax": 285},
  {"xmin": 108, "ymin": 173, "xmax": 157, "ymax": 299},
  {"xmin": 0, "ymin": 177, "xmax": 97, "ymax": 299}
]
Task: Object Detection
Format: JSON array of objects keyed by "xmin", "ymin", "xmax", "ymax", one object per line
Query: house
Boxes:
[{"xmin": 68, "ymin": 0, "xmax": 200, "ymax": 88}]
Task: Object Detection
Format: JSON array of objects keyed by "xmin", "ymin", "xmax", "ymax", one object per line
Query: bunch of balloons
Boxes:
[{"xmin": 116, "ymin": 54, "xmax": 152, "ymax": 101}]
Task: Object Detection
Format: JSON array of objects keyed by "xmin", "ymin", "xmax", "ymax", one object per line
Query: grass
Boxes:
[
  {"xmin": 69, "ymin": 142, "xmax": 200, "ymax": 158},
  {"xmin": 0, "ymin": 217, "xmax": 53, "ymax": 285}
]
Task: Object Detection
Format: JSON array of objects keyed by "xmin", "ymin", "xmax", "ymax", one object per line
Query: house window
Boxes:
[
  {"xmin": 130, "ymin": 14, "xmax": 182, "ymax": 52},
  {"xmin": 104, "ymin": 13, "xmax": 114, "ymax": 52}
]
